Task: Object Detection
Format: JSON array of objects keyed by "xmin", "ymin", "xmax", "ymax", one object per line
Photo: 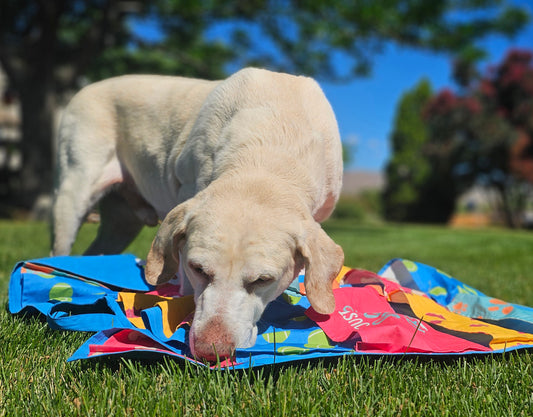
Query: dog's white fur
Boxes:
[{"xmin": 52, "ymin": 68, "xmax": 344, "ymax": 360}]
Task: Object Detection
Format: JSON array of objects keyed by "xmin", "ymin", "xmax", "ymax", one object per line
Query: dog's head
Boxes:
[{"xmin": 144, "ymin": 192, "xmax": 343, "ymax": 361}]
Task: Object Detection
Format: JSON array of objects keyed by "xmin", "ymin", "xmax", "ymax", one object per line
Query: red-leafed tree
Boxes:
[{"xmin": 424, "ymin": 49, "xmax": 533, "ymax": 227}]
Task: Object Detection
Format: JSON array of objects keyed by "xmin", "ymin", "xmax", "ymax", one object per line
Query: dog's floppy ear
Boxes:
[
  {"xmin": 296, "ymin": 220, "xmax": 344, "ymax": 315},
  {"xmin": 145, "ymin": 201, "xmax": 192, "ymax": 285}
]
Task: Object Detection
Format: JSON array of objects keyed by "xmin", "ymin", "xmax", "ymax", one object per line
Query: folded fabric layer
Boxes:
[{"xmin": 9, "ymin": 255, "xmax": 533, "ymax": 369}]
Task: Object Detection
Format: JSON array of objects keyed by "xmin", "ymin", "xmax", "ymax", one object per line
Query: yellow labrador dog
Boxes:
[{"xmin": 52, "ymin": 68, "xmax": 344, "ymax": 360}]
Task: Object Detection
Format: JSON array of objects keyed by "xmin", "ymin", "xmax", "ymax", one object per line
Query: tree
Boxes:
[
  {"xmin": 383, "ymin": 79, "xmax": 459, "ymax": 223},
  {"xmin": 0, "ymin": 0, "xmax": 530, "ymax": 208},
  {"xmin": 1, "ymin": 1, "xmax": 148, "ymax": 207},
  {"xmin": 424, "ymin": 49, "xmax": 533, "ymax": 227}
]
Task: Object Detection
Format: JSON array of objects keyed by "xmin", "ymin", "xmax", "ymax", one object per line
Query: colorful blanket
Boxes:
[{"xmin": 9, "ymin": 255, "xmax": 533, "ymax": 369}]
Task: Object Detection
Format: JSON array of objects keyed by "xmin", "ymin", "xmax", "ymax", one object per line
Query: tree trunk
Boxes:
[
  {"xmin": 16, "ymin": 80, "xmax": 56, "ymax": 208},
  {"xmin": 494, "ymin": 181, "xmax": 519, "ymax": 228}
]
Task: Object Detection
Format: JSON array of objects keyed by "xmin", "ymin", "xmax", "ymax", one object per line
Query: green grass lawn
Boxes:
[{"xmin": 1, "ymin": 219, "xmax": 533, "ymax": 416}]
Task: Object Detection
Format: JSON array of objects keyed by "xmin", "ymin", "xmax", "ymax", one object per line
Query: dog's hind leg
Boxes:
[
  {"xmin": 51, "ymin": 134, "xmax": 126, "ymax": 255},
  {"xmin": 51, "ymin": 95, "xmax": 125, "ymax": 256},
  {"xmin": 52, "ymin": 181, "xmax": 104, "ymax": 256},
  {"xmin": 51, "ymin": 160, "xmax": 121, "ymax": 256},
  {"xmin": 52, "ymin": 139, "xmax": 125, "ymax": 256},
  {"xmin": 51, "ymin": 188, "xmax": 87, "ymax": 256},
  {"xmin": 84, "ymin": 189, "xmax": 147, "ymax": 255}
]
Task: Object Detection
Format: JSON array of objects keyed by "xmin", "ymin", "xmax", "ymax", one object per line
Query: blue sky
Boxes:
[
  {"xmin": 321, "ymin": 14, "xmax": 533, "ymax": 172},
  {"xmin": 132, "ymin": 2, "xmax": 533, "ymax": 172}
]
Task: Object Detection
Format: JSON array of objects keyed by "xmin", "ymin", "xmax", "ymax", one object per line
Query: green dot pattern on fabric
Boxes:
[
  {"xmin": 458, "ymin": 285, "xmax": 478, "ymax": 295},
  {"xmin": 403, "ymin": 260, "xmax": 418, "ymax": 272},
  {"xmin": 262, "ymin": 330, "xmax": 290, "ymax": 344},
  {"xmin": 276, "ymin": 346, "xmax": 310, "ymax": 355},
  {"xmin": 429, "ymin": 286, "xmax": 448, "ymax": 296},
  {"xmin": 305, "ymin": 329, "xmax": 334, "ymax": 348},
  {"xmin": 282, "ymin": 293, "xmax": 302, "ymax": 305},
  {"xmin": 49, "ymin": 282, "xmax": 73, "ymax": 302}
]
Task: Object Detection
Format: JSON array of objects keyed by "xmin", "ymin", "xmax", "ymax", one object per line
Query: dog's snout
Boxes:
[
  {"xmin": 191, "ymin": 340, "xmax": 235, "ymax": 362},
  {"xmin": 190, "ymin": 317, "xmax": 236, "ymax": 361}
]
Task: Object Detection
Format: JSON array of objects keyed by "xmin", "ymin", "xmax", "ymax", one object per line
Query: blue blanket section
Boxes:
[
  {"xmin": 8, "ymin": 255, "xmax": 145, "ymax": 331},
  {"xmin": 9, "ymin": 255, "xmax": 533, "ymax": 369}
]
